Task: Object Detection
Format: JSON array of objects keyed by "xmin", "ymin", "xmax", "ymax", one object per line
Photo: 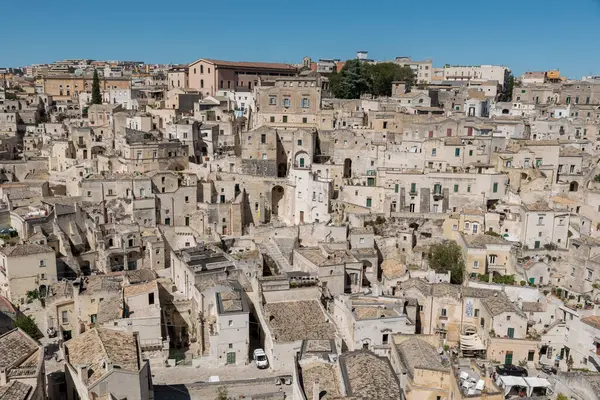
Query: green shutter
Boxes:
[
  {"xmin": 454, "ymin": 184, "xmax": 459, "ymax": 193},
  {"xmin": 395, "ymin": 184, "xmax": 399, "ymax": 193},
  {"xmin": 493, "ymin": 183, "xmax": 498, "ymax": 193}
]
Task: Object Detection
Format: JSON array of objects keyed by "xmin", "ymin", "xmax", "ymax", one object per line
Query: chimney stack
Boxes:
[{"xmin": 0, "ymin": 368, "xmax": 7, "ymax": 386}]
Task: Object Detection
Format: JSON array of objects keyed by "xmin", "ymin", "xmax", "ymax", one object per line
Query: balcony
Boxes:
[{"xmin": 433, "ymin": 191, "xmax": 444, "ymax": 201}]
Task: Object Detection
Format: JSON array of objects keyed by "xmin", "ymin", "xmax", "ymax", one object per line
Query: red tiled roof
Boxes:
[{"xmin": 191, "ymin": 58, "xmax": 297, "ymax": 71}]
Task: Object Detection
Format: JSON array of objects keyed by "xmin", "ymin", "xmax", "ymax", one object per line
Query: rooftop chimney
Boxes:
[{"xmin": 0, "ymin": 368, "xmax": 7, "ymax": 386}]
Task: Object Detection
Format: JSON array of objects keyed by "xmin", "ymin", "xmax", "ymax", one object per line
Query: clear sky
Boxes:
[{"xmin": 3, "ymin": 0, "xmax": 600, "ymax": 78}]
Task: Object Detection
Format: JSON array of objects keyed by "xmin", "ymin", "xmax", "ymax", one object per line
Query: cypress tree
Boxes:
[{"xmin": 91, "ymin": 69, "xmax": 102, "ymax": 104}]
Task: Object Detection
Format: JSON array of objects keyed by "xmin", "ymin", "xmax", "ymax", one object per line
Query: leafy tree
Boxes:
[
  {"xmin": 329, "ymin": 60, "xmax": 416, "ymax": 99},
  {"xmin": 367, "ymin": 63, "xmax": 415, "ymax": 97},
  {"xmin": 330, "ymin": 59, "xmax": 371, "ymax": 99},
  {"xmin": 499, "ymin": 73, "xmax": 515, "ymax": 102},
  {"xmin": 91, "ymin": 69, "xmax": 102, "ymax": 105},
  {"xmin": 427, "ymin": 241, "xmax": 466, "ymax": 284},
  {"xmin": 14, "ymin": 314, "xmax": 40, "ymax": 339}
]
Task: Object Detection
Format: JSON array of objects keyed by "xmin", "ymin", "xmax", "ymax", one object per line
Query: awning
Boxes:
[
  {"xmin": 497, "ymin": 375, "xmax": 527, "ymax": 396},
  {"xmin": 524, "ymin": 377, "xmax": 551, "ymax": 397},
  {"xmin": 460, "ymin": 334, "xmax": 486, "ymax": 351}
]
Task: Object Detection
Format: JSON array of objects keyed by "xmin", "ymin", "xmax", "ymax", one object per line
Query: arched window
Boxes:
[
  {"xmin": 200, "ymin": 79, "xmax": 204, "ymax": 89},
  {"xmin": 200, "ymin": 65, "xmax": 204, "ymax": 74}
]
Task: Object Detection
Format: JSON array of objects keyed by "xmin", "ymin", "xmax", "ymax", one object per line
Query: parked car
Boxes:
[
  {"xmin": 495, "ymin": 364, "xmax": 528, "ymax": 377},
  {"xmin": 540, "ymin": 365, "xmax": 557, "ymax": 375},
  {"xmin": 253, "ymin": 348, "xmax": 269, "ymax": 369}
]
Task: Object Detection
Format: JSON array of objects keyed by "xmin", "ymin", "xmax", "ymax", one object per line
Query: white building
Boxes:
[
  {"xmin": 443, "ymin": 65, "xmax": 510, "ymax": 87},
  {"xmin": 393, "ymin": 57, "xmax": 433, "ymax": 84}
]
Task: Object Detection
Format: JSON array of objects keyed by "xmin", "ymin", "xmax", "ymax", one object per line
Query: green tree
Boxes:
[
  {"xmin": 367, "ymin": 63, "xmax": 415, "ymax": 96},
  {"xmin": 428, "ymin": 241, "xmax": 466, "ymax": 284},
  {"xmin": 14, "ymin": 314, "xmax": 40, "ymax": 339},
  {"xmin": 330, "ymin": 59, "xmax": 371, "ymax": 99},
  {"xmin": 556, "ymin": 394, "xmax": 568, "ymax": 400},
  {"xmin": 499, "ymin": 73, "xmax": 515, "ymax": 102},
  {"xmin": 91, "ymin": 69, "xmax": 102, "ymax": 105}
]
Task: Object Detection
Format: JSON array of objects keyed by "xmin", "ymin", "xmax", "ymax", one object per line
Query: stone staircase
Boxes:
[{"xmin": 260, "ymin": 238, "xmax": 293, "ymax": 273}]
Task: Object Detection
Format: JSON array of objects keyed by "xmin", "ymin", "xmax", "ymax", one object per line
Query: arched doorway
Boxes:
[
  {"xmin": 570, "ymin": 181, "xmax": 579, "ymax": 192},
  {"xmin": 343, "ymin": 158, "xmax": 352, "ymax": 178},
  {"xmin": 271, "ymin": 186, "xmax": 284, "ymax": 217}
]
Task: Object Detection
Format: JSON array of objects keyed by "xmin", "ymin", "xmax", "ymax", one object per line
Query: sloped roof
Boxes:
[{"xmin": 64, "ymin": 328, "xmax": 139, "ymax": 387}]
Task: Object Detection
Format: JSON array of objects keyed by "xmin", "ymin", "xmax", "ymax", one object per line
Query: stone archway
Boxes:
[
  {"xmin": 167, "ymin": 162, "xmax": 185, "ymax": 171},
  {"xmin": 570, "ymin": 181, "xmax": 579, "ymax": 192}
]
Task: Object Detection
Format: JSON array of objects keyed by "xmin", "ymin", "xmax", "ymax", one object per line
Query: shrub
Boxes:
[
  {"xmin": 520, "ymin": 281, "xmax": 526, "ymax": 286},
  {"xmin": 14, "ymin": 315, "xmax": 41, "ymax": 339}
]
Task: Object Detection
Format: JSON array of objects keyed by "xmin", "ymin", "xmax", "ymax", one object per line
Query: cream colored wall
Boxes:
[
  {"xmin": 0, "ymin": 250, "xmax": 57, "ymax": 304},
  {"xmin": 487, "ymin": 337, "xmax": 539, "ymax": 365},
  {"xmin": 407, "ymin": 369, "xmax": 450, "ymax": 400}
]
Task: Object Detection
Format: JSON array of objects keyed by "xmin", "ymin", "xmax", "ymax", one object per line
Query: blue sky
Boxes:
[{"xmin": 3, "ymin": 0, "xmax": 600, "ymax": 78}]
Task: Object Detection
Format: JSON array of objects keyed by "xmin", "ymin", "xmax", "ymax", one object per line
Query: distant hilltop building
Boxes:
[{"xmin": 356, "ymin": 50, "xmax": 369, "ymax": 60}]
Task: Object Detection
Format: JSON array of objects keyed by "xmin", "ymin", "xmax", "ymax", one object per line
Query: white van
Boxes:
[{"xmin": 253, "ymin": 348, "xmax": 268, "ymax": 369}]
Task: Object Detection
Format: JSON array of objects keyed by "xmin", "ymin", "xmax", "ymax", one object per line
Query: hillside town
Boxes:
[{"xmin": 0, "ymin": 52, "xmax": 600, "ymax": 400}]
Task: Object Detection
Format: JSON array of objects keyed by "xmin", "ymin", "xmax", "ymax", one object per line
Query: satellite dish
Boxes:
[{"xmin": 74, "ymin": 69, "xmax": 84, "ymax": 76}]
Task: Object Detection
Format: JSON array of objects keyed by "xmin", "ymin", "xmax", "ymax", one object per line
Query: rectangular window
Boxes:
[
  {"xmin": 301, "ymin": 98, "xmax": 310, "ymax": 108},
  {"xmin": 474, "ymin": 309, "xmax": 480, "ymax": 317},
  {"xmin": 454, "ymin": 184, "xmax": 459, "ymax": 193},
  {"xmin": 302, "ymin": 117, "xmax": 307, "ymax": 123},
  {"xmin": 528, "ymin": 350, "xmax": 535, "ymax": 361},
  {"xmin": 268, "ymin": 96, "xmax": 277, "ymax": 105},
  {"xmin": 148, "ymin": 292, "xmax": 155, "ymax": 305},
  {"xmin": 282, "ymin": 115, "xmax": 288, "ymax": 123},
  {"xmin": 455, "ymin": 148, "xmax": 460, "ymax": 157},
  {"xmin": 493, "ymin": 182, "xmax": 498, "ymax": 193},
  {"xmin": 432, "ymin": 148, "xmax": 437, "ymax": 156},
  {"xmin": 282, "ymin": 97, "xmax": 291, "ymax": 107},
  {"xmin": 446, "ymin": 128, "xmax": 452, "ymax": 136},
  {"xmin": 395, "ymin": 184, "xmax": 399, "ymax": 193},
  {"xmin": 185, "ymin": 216, "xmax": 190, "ymax": 226},
  {"xmin": 269, "ymin": 116, "xmax": 275, "ymax": 123},
  {"xmin": 473, "ymin": 261, "xmax": 479, "ymax": 269},
  {"xmin": 410, "ymin": 183, "xmax": 416, "ymax": 193},
  {"xmin": 297, "ymin": 139, "xmax": 303, "ymax": 146},
  {"xmin": 366, "ymin": 197, "xmax": 372, "ymax": 208},
  {"xmin": 61, "ymin": 311, "xmax": 69, "ymax": 324},
  {"xmin": 441, "ymin": 308, "xmax": 447, "ymax": 317},
  {"xmin": 137, "ymin": 151, "xmax": 142, "ymax": 160},
  {"xmin": 261, "ymin": 134, "xmax": 266, "ymax": 144},
  {"xmin": 467, "ymin": 185, "xmax": 471, "ymax": 193},
  {"xmin": 507, "ymin": 327, "xmax": 515, "ymax": 338}
]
